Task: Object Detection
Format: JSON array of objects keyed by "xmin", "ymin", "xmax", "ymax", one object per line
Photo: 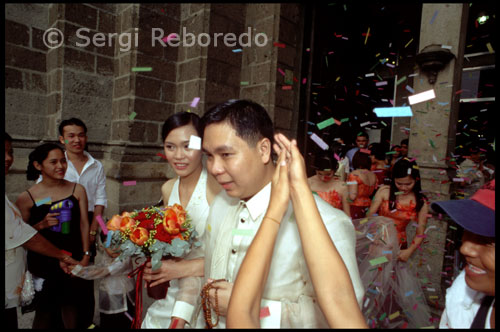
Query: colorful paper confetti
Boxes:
[{"xmin": 96, "ymin": 214, "xmax": 108, "ymax": 235}]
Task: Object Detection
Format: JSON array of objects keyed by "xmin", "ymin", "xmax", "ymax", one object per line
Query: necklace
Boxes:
[{"xmin": 200, "ymin": 279, "xmax": 227, "ymax": 328}]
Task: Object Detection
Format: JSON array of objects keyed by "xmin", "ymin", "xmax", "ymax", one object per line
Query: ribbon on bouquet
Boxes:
[{"xmin": 128, "ymin": 257, "xmax": 149, "ymax": 329}]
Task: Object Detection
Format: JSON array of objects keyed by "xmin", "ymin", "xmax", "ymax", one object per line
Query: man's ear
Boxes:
[
  {"xmin": 58, "ymin": 136, "xmax": 65, "ymax": 145},
  {"xmin": 257, "ymin": 137, "xmax": 272, "ymax": 164}
]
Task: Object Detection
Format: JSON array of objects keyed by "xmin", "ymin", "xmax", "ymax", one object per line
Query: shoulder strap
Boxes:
[
  {"xmin": 471, "ymin": 295, "xmax": 494, "ymax": 328},
  {"xmin": 26, "ymin": 190, "xmax": 36, "ymax": 204},
  {"xmin": 72, "ymin": 182, "xmax": 77, "ymax": 194}
]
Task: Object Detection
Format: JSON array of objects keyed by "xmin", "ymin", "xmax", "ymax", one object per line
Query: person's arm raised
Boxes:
[
  {"xmin": 274, "ymin": 133, "xmax": 367, "ymax": 328},
  {"xmin": 227, "ymin": 148, "xmax": 290, "ymax": 328}
]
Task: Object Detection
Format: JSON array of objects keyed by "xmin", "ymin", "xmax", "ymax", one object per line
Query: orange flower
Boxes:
[
  {"xmin": 171, "ymin": 204, "xmax": 186, "ymax": 224},
  {"xmin": 163, "ymin": 216, "xmax": 181, "ymax": 235},
  {"xmin": 129, "ymin": 227, "xmax": 149, "ymax": 246},
  {"xmin": 106, "ymin": 214, "xmax": 122, "ymax": 231},
  {"xmin": 120, "ymin": 216, "xmax": 137, "ymax": 232}
]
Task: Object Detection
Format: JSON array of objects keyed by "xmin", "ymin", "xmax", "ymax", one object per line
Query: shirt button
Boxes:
[
  {"xmin": 231, "ymin": 249, "xmax": 237, "ymax": 254},
  {"xmin": 240, "ymin": 218, "xmax": 245, "ymax": 223}
]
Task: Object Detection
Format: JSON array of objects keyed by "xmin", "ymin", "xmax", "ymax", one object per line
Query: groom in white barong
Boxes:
[{"xmin": 189, "ymin": 99, "xmax": 364, "ymax": 328}]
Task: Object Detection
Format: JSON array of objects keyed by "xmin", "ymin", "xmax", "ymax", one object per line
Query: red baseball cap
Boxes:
[{"xmin": 431, "ymin": 180, "xmax": 495, "ymax": 237}]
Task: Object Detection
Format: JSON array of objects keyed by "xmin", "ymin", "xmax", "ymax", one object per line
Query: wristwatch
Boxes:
[{"xmin": 83, "ymin": 251, "xmax": 92, "ymax": 257}]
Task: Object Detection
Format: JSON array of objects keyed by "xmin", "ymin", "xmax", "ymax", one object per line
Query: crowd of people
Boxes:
[{"xmin": 5, "ymin": 99, "xmax": 495, "ymax": 329}]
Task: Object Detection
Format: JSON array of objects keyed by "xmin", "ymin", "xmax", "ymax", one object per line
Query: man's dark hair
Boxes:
[
  {"xmin": 58, "ymin": 118, "xmax": 88, "ymax": 136},
  {"xmin": 200, "ymin": 99, "xmax": 275, "ymax": 148},
  {"xmin": 356, "ymin": 131, "xmax": 369, "ymax": 139},
  {"xmin": 369, "ymin": 142, "xmax": 387, "ymax": 161},
  {"xmin": 400, "ymin": 138, "xmax": 409, "ymax": 146}
]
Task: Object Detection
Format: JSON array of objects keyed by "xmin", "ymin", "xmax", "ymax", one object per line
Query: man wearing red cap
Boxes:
[{"xmin": 432, "ymin": 180, "xmax": 495, "ymax": 328}]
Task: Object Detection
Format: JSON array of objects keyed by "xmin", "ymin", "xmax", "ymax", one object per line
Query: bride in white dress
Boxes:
[{"xmin": 142, "ymin": 112, "xmax": 221, "ymax": 328}]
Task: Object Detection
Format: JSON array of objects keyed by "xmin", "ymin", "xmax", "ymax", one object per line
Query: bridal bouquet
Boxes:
[
  {"xmin": 106, "ymin": 204, "xmax": 200, "ymax": 270},
  {"xmin": 106, "ymin": 204, "xmax": 201, "ymax": 328}
]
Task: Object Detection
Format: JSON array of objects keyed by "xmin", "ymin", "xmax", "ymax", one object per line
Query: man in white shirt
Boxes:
[
  {"xmin": 57, "ymin": 118, "xmax": 107, "ymax": 327},
  {"xmin": 190, "ymin": 100, "xmax": 364, "ymax": 328}
]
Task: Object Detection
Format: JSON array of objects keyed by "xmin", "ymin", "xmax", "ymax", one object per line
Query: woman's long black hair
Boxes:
[
  {"xmin": 389, "ymin": 158, "xmax": 426, "ymax": 212},
  {"xmin": 27, "ymin": 143, "xmax": 65, "ymax": 181}
]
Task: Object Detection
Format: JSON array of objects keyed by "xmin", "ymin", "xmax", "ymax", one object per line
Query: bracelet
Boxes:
[
  {"xmin": 264, "ymin": 216, "xmax": 281, "ymax": 225},
  {"xmin": 89, "ymin": 230, "xmax": 97, "ymax": 236}
]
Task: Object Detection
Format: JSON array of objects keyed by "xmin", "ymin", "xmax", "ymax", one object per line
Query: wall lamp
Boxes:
[{"xmin": 415, "ymin": 44, "xmax": 455, "ymax": 85}]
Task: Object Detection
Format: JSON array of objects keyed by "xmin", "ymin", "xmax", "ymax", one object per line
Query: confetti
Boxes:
[
  {"xmin": 129, "ymin": 112, "xmax": 137, "ymax": 120},
  {"xmin": 310, "ymin": 133, "xmax": 329, "ymax": 150},
  {"xmin": 105, "ymin": 230, "xmax": 113, "ymax": 247},
  {"xmin": 405, "ymin": 290, "xmax": 414, "ymax": 297},
  {"xmin": 363, "ymin": 27, "xmax": 371, "ymax": 45},
  {"xmin": 441, "ymin": 45, "xmax": 452, "ymax": 50},
  {"xmin": 35, "ymin": 197, "xmax": 52, "ymax": 206},
  {"xmin": 240, "ymin": 81, "xmax": 249, "ymax": 86},
  {"xmin": 207, "ymin": 224, "xmax": 211, "ymax": 232},
  {"xmin": 132, "ymin": 67, "xmax": 152, "ymax": 72},
  {"xmin": 188, "ymin": 135, "xmax": 202, "ymax": 150},
  {"xmin": 389, "ymin": 311, "xmax": 400, "ymax": 320},
  {"xmin": 259, "ymin": 306, "xmax": 271, "ymax": 318},
  {"xmin": 486, "ymin": 42, "xmax": 494, "ymax": 53},
  {"xmin": 232, "ymin": 229, "xmax": 255, "ymax": 236},
  {"xmin": 190, "ymin": 97, "xmax": 200, "ymax": 107},
  {"xmin": 96, "ymin": 215, "xmax": 108, "ymax": 235},
  {"xmin": 396, "ymin": 76, "xmax": 407, "ymax": 86},
  {"xmin": 124, "ymin": 311, "xmax": 133, "ymax": 321},
  {"xmin": 374, "ymin": 107, "xmax": 413, "ymax": 117},
  {"xmin": 156, "ymin": 152, "xmax": 167, "ymax": 159},
  {"xmin": 123, "ymin": 180, "xmax": 137, "ymax": 186},
  {"xmin": 376, "ymin": 81, "xmax": 388, "ymax": 86},
  {"xmin": 405, "ymin": 85, "xmax": 415, "ymax": 94},
  {"xmin": 430, "ymin": 10, "xmax": 438, "ymax": 24},
  {"xmin": 273, "ymin": 42, "xmax": 285, "ymax": 48},
  {"xmin": 61, "ymin": 249, "xmax": 72, "ymax": 257},
  {"xmin": 162, "ymin": 33, "xmax": 178, "ymax": 43},
  {"xmin": 365, "ymin": 73, "xmax": 375, "ymax": 77},
  {"xmin": 346, "ymin": 181, "xmax": 358, "ymax": 185},
  {"xmin": 232, "ymin": 48, "xmax": 242, "ymax": 53},
  {"xmin": 317, "ymin": 118, "xmax": 335, "ymax": 130},
  {"xmin": 369, "ymin": 256, "xmax": 389, "ymax": 266},
  {"xmin": 404, "ymin": 38, "xmax": 413, "ymax": 48},
  {"xmin": 277, "ymin": 68, "xmax": 285, "ymax": 76},
  {"xmin": 408, "ymin": 89, "xmax": 436, "ymax": 105}
]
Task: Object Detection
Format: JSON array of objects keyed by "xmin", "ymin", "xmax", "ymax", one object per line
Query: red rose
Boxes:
[
  {"xmin": 154, "ymin": 223, "xmax": 173, "ymax": 243},
  {"xmin": 138, "ymin": 219, "xmax": 155, "ymax": 230}
]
